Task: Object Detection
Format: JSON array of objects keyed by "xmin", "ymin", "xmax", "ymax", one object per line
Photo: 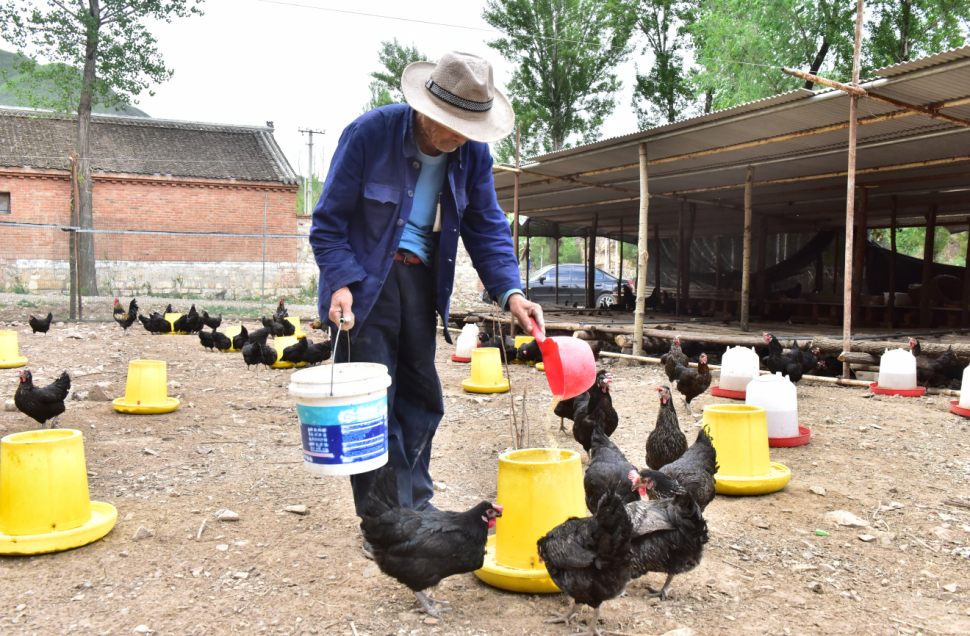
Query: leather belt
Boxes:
[{"xmin": 394, "ymin": 251, "xmax": 422, "ymax": 265}]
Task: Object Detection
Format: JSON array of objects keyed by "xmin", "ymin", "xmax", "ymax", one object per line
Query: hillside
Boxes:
[{"xmin": 0, "ymin": 49, "xmax": 150, "ymax": 118}]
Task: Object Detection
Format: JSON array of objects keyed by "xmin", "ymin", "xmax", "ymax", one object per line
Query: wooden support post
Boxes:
[
  {"xmin": 587, "ymin": 214, "xmax": 598, "ymax": 308},
  {"xmin": 684, "ymin": 203, "xmax": 696, "ymax": 312},
  {"xmin": 512, "ymin": 125, "xmax": 520, "ymax": 260},
  {"xmin": 525, "ymin": 219, "xmax": 531, "ymax": 296},
  {"xmin": 653, "ymin": 223, "xmax": 660, "ymax": 295},
  {"xmin": 963, "ymin": 215, "xmax": 970, "ymax": 329},
  {"xmin": 618, "ymin": 218, "xmax": 624, "ymax": 300},
  {"xmin": 921, "ymin": 204, "xmax": 938, "ymax": 328},
  {"xmin": 741, "ymin": 166, "xmax": 755, "ymax": 331},
  {"xmin": 843, "ymin": 0, "xmax": 865, "ymax": 378},
  {"xmin": 888, "ymin": 196, "xmax": 898, "ymax": 328},
  {"xmin": 757, "ymin": 216, "xmax": 768, "ymax": 303},
  {"xmin": 634, "ymin": 142, "xmax": 649, "ymax": 356},
  {"xmin": 676, "ymin": 201, "xmax": 684, "ymax": 316},
  {"xmin": 584, "ymin": 235, "xmax": 589, "ymax": 306},
  {"xmin": 554, "ymin": 223, "xmax": 560, "ymax": 305},
  {"xmin": 714, "ymin": 235, "xmax": 722, "ymax": 291},
  {"xmin": 852, "ymin": 187, "xmax": 869, "ymax": 326},
  {"xmin": 814, "ymin": 247, "xmax": 824, "ymax": 293}
]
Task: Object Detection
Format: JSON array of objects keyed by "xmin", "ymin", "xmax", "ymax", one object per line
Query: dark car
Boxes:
[{"xmin": 524, "ymin": 264, "xmax": 633, "ymax": 307}]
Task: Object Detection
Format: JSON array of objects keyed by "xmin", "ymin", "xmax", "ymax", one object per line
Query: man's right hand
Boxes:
[{"xmin": 329, "ymin": 287, "xmax": 355, "ymax": 330}]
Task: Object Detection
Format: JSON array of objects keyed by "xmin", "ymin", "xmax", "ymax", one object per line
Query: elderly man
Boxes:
[{"xmin": 310, "ymin": 51, "xmax": 543, "ymax": 552}]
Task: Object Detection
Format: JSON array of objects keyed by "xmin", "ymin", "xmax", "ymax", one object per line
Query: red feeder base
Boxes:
[
  {"xmin": 711, "ymin": 386, "xmax": 746, "ymax": 400},
  {"xmin": 869, "ymin": 382, "xmax": 926, "ymax": 397},
  {"xmin": 451, "ymin": 355, "xmax": 471, "ymax": 363},
  {"xmin": 769, "ymin": 425, "xmax": 812, "ymax": 447},
  {"xmin": 949, "ymin": 400, "xmax": 970, "ymax": 417}
]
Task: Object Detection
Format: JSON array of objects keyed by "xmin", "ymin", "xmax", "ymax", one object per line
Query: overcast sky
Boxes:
[{"xmin": 131, "ymin": 0, "xmax": 646, "ymax": 180}]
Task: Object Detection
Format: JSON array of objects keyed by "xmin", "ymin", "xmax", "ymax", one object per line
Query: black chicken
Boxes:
[
  {"xmin": 762, "ymin": 333, "xmax": 803, "ymax": 383},
  {"xmin": 248, "ymin": 328, "xmax": 271, "ymax": 345},
  {"xmin": 184, "ymin": 304, "xmax": 204, "ymax": 334},
  {"xmin": 801, "ymin": 346, "xmax": 820, "ymax": 375},
  {"xmin": 813, "ymin": 357, "xmax": 841, "ymax": 377},
  {"xmin": 112, "ymin": 298, "xmax": 138, "ymax": 335},
  {"xmin": 643, "ymin": 286, "xmax": 660, "ymax": 310},
  {"xmin": 938, "ymin": 345, "xmax": 963, "ymax": 382},
  {"xmin": 623, "ymin": 492, "xmax": 709, "ymax": 600},
  {"xmin": 260, "ymin": 343, "xmax": 278, "ymax": 369},
  {"xmin": 554, "ymin": 396, "xmax": 577, "ymax": 434},
  {"xmin": 661, "ymin": 336, "xmax": 689, "ymax": 383},
  {"xmin": 584, "ymin": 426, "xmax": 640, "ymax": 513},
  {"xmin": 633, "ymin": 428, "xmax": 718, "ymax": 512},
  {"xmin": 202, "ymin": 311, "xmax": 222, "ymax": 330},
  {"xmin": 304, "ymin": 340, "xmax": 332, "ymax": 366},
  {"xmin": 645, "ymin": 386, "xmax": 687, "ymax": 470},
  {"xmin": 909, "ymin": 338, "xmax": 947, "ymax": 387},
  {"xmin": 172, "ymin": 314, "xmax": 188, "ymax": 334},
  {"xmin": 198, "ymin": 329, "xmax": 215, "ymax": 351},
  {"xmin": 572, "ymin": 371, "xmax": 618, "ymax": 454},
  {"xmin": 261, "ymin": 316, "xmax": 285, "ymax": 337},
  {"xmin": 164, "ymin": 304, "xmax": 174, "ymax": 314},
  {"xmin": 360, "ymin": 466, "xmax": 502, "ymax": 619},
  {"xmin": 139, "ymin": 312, "xmax": 169, "ymax": 334},
  {"xmin": 659, "ymin": 290, "xmax": 675, "ymax": 313},
  {"xmin": 242, "ymin": 342, "xmax": 262, "ymax": 371},
  {"xmin": 232, "ymin": 325, "xmax": 249, "ymax": 351},
  {"xmin": 281, "ymin": 337, "xmax": 308, "ymax": 364},
  {"xmin": 28, "ymin": 312, "xmax": 53, "ymax": 336},
  {"xmin": 15, "ymin": 370, "xmax": 71, "ymax": 429},
  {"xmin": 672, "ymin": 353, "xmax": 712, "ymax": 417},
  {"xmin": 274, "ymin": 297, "xmax": 288, "ymax": 321},
  {"xmin": 537, "ymin": 491, "xmax": 633, "ymax": 636},
  {"xmin": 478, "ymin": 331, "xmax": 517, "ymax": 362},
  {"xmin": 276, "ymin": 314, "xmax": 296, "ymax": 336},
  {"xmin": 516, "ymin": 338, "xmax": 543, "ymax": 363},
  {"xmin": 212, "ymin": 330, "xmax": 232, "ymax": 352}
]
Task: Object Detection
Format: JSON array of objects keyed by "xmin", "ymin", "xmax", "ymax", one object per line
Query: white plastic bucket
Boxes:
[
  {"xmin": 745, "ymin": 372, "xmax": 799, "ymax": 438},
  {"xmin": 288, "ymin": 363, "xmax": 392, "ymax": 476},
  {"xmin": 878, "ymin": 348, "xmax": 917, "ymax": 390}
]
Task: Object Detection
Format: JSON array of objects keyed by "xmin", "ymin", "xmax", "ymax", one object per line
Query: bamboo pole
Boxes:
[
  {"xmin": 780, "ymin": 68, "xmax": 867, "ymax": 96},
  {"xmin": 863, "ymin": 92, "xmax": 970, "ymax": 129},
  {"xmin": 588, "ymin": 214, "xmax": 598, "ymax": 308},
  {"xmin": 525, "ymin": 219, "xmax": 531, "ymax": 297},
  {"xmin": 921, "ymin": 204, "xmax": 938, "ymax": 327},
  {"xmin": 554, "ymin": 223, "xmax": 560, "ymax": 305},
  {"xmin": 634, "ymin": 143, "xmax": 649, "ymax": 356},
  {"xmin": 584, "ymin": 234, "xmax": 589, "ymax": 306},
  {"xmin": 812, "ymin": 335, "xmax": 970, "ymax": 360},
  {"xmin": 653, "ymin": 223, "xmax": 661, "ymax": 297},
  {"xmin": 888, "ymin": 196, "xmax": 898, "ymax": 327},
  {"xmin": 843, "ymin": 0, "xmax": 865, "ymax": 377},
  {"xmin": 512, "ymin": 125, "xmax": 520, "ymax": 260},
  {"xmin": 677, "ymin": 201, "xmax": 684, "ymax": 316},
  {"xmin": 964, "ymin": 215, "xmax": 970, "ymax": 329},
  {"xmin": 741, "ymin": 167, "xmax": 755, "ymax": 331},
  {"xmin": 852, "ymin": 187, "xmax": 869, "ymax": 326},
  {"xmin": 618, "ymin": 218, "xmax": 624, "ymax": 301}
]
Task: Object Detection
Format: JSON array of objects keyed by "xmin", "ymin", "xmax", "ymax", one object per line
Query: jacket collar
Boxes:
[{"xmin": 403, "ymin": 105, "xmax": 466, "ymax": 170}]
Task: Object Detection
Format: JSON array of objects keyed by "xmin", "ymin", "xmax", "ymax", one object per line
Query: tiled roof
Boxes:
[{"xmin": 0, "ymin": 107, "xmax": 298, "ymax": 184}]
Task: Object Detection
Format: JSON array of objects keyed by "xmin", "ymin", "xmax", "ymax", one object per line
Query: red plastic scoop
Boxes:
[{"xmin": 530, "ymin": 317, "xmax": 596, "ymax": 400}]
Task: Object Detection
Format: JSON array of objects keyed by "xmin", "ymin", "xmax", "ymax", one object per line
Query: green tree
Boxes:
[
  {"xmin": 483, "ymin": 0, "xmax": 636, "ymax": 157},
  {"xmin": 630, "ymin": 0, "xmax": 696, "ymax": 128},
  {"xmin": 866, "ymin": 0, "xmax": 969, "ymax": 69},
  {"xmin": 689, "ymin": 0, "xmax": 856, "ymax": 109},
  {"xmin": 297, "ymin": 173, "xmax": 324, "ymax": 216},
  {"xmin": 363, "ymin": 39, "xmax": 431, "ymax": 112},
  {"xmin": 0, "ymin": 0, "xmax": 203, "ymax": 296}
]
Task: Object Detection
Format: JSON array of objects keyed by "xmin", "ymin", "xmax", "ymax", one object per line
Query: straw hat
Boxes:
[{"xmin": 401, "ymin": 51, "xmax": 515, "ymax": 144}]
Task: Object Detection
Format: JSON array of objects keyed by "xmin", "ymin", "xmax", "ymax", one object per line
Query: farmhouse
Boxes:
[{"xmin": 0, "ymin": 107, "xmax": 307, "ymax": 298}]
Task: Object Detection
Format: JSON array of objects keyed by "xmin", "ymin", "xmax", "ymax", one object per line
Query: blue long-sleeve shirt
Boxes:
[{"xmin": 310, "ymin": 104, "xmax": 523, "ymax": 344}]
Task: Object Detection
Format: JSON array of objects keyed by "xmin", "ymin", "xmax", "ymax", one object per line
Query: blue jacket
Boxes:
[{"xmin": 310, "ymin": 104, "xmax": 521, "ymax": 344}]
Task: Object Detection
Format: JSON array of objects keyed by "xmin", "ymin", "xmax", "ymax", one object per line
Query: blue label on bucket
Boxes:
[{"xmin": 297, "ymin": 398, "xmax": 388, "ymax": 465}]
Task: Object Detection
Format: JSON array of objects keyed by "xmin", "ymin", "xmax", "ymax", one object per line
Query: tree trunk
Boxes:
[
  {"xmin": 900, "ymin": 0, "xmax": 912, "ymax": 62},
  {"xmin": 76, "ymin": 1, "xmax": 101, "ymax": 297},
  {"xmin": 704, "ymin": 88, "xmax": 713, "ymax": 114},
  {"xmin": 803, "ymin": 39, "xmax": 830, "ymax": 89}
]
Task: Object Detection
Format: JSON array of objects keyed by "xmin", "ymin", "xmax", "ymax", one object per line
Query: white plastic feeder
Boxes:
[
  {"xmin": 453, "ymin": 324, "xmax": 479, "ymax": 362},
  {"xmin": 878, "ymin": 348, "xmax": 918, "ymax": 390},
  {"xmin": 959, "ymin": 366, "xmax": 970, "ymax": 409},
  {"xmin": 745, "ymin": 372, "xmax": 799, "ymax": 439},
  {"xmin": 719, "ymin": 346, "xmax": 762, "ymax": 392}
]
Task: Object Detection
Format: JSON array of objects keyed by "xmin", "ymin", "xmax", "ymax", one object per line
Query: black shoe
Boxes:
[{"xmin": 362, "ymin": 540, "xmax": 374, "ymax": 560}]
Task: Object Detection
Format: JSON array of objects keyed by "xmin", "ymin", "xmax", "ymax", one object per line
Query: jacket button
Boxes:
[
  {"xmin": 407, "ymin": 190, "xmax": 414, "ymax": 197},
  {"xmin": 389, "ymin": 251, "xmax": 394, "ymax": 257},
  {"xmin": 396, "ymin": 219, "xmax": 404, "ymax": 227},
  {"xmin": 413, "ymin": 161, "xmax": 420, "ymax": 169}
]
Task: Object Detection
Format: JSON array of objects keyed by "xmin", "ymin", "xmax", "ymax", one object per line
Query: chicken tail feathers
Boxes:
[
  {"xmin": 50, "ymin": 371, "xmax": 72, "ymax": 400},
  {"xmin": 364, "ymin": 466, "xmax": 401, "ymax": 518},
  {"xmin": 591, "ymin": 490, "xmax": 633, "ymax": 568},
  {"xmin": 668, "ymin": 493, "xmax": 709, "ymax": 546}
]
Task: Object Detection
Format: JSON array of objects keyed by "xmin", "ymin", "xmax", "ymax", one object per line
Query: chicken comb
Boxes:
[{"xmin": 628, "ymin": 469, "xmax": 639, "ymax": 482}]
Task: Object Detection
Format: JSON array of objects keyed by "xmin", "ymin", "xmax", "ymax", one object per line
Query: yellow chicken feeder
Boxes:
[
  {"xmin": 476, "ymin": 448, "xmax": 585, "ymax": 593},
  {"xmin": 510, "ymin": 335, "xmax": 534, "ymax": 365},
  {"xmin": 223, "ymin": 325, "xmax": 242, "ymax": 353},
  {"xmin": 112, "ymin": 360, "xmax": 180, "ymax": 414},
  {"xmin": 0, "ymin": 330, "xmax": 28, "ymax": 369},
  {"xmin": 703, "ymin": 404, "xmax": 790, "ymax": 496},
  {"xmin": 272, "ymin": 335, "xmax": 307, "ymax": 369},
  {"xmin": 461, "ymin": 347, "xmax": 509, "ymax": 393},
  {"xmin": 0, "ymin": 429, "xmax": 117, "ymax": 555},
  {"xmin": 535, "ymin": 362, "xmax": 545, "ymax": 372},
  {"xmin": 286, "ymin": 317, "xmax": 306, "ymax": 338},
  {"xmin": 163, "ymin": 313, "xmax": 187, "ymax": 335}
]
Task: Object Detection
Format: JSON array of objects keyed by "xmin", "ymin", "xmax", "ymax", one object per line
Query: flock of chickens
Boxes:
[
  {"xmin": 14, "ymin": 297, "xmax": 332, "ymax": 432},
  {"xmin": 359, "ymin": 336, "xmax": 720, "ymax": 636}
]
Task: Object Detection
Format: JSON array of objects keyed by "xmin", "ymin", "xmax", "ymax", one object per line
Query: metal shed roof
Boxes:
[{"xmin": 493, "ymin": 46, "xmax": 970, "ymax": 240}]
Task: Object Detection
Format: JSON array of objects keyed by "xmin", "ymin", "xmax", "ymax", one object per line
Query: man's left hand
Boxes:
[{"xmin": 509, "ymin": 294, "xmax": 544, "ymax": 335}]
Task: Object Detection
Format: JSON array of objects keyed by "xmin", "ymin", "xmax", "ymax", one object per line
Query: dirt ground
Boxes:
[{"xmin": 2, "ymin": 303, "xmax": 970, "ymax": 636}]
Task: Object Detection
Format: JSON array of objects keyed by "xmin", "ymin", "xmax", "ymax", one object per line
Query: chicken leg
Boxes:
[
  {"xmin": 684, "ymin": 399, "xmax": 699, "ymax": 419},
  {"xmin": 544, "ymin": 600, "xmax": 578, "ymax": 626},
  {"xmin": 644, "ymin": 573, "xmax": 676, "ymax": 600},
  {"xmin": 414, "ymin": 590, "xmax": 451, "ymax": 620},
  {"xmin": 46, "ymin": 416, "xmax": 59, "ymax": 430},
  {"xmin": 572, "ymin": 606, "xmax": 603, "ymax": 636},
  {"xmin": 559, "ymin": 417, "xmax": 567, "ymax": 434}
]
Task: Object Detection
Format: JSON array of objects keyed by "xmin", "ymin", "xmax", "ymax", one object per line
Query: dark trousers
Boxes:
[{"xmin": 335, "ymin": 261, "xmax": 444, "ymax": 516}]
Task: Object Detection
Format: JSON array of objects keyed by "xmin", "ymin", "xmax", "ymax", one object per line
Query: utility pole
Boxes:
[{"xmin": 299, "ymin": 128, "xmax": 325, "ymax": 214}]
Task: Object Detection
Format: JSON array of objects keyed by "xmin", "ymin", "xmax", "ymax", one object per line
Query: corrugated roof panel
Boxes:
[{"xmin": 875, "ymin": 45, "xmax": 970, "ymax": 77}]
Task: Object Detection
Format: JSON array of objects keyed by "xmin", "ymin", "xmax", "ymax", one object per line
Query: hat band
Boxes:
[{"xmin": 425, "ymin": 78, "xmax": 493, "ymax": 112}]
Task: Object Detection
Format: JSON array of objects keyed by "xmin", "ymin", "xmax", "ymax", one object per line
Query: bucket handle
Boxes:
[
  {"xmin": 330, "ymin": 317, "xmax": 351, "ymax": 396},
  {"xmin": 529, "ymin": 317, "xmax": 546, "ymax": 344}
]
